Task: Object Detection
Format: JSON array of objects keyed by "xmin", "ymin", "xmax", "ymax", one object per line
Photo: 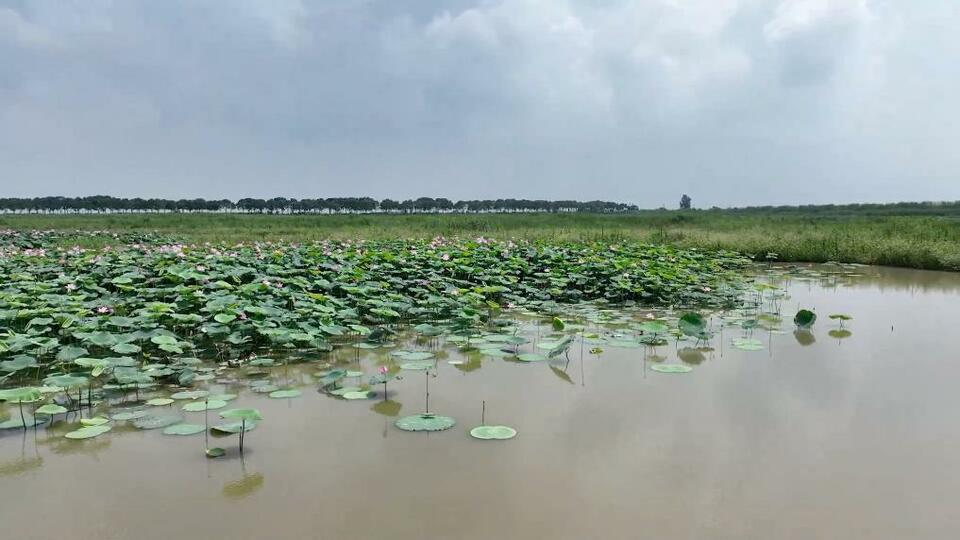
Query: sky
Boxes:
[{"xmin": 0, "ymin": 0, "xmax": 957, "ymax": 208}]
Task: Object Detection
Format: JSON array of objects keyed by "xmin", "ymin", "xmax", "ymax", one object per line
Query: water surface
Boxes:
[{"xmin": 2, "ymin": 265, "xmax": 959, "ymax": 539}]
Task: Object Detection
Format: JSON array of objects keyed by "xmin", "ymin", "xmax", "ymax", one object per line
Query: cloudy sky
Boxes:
[{"xmin": 0, "ymin": 0, "xmax": 957, "ymax": 207}]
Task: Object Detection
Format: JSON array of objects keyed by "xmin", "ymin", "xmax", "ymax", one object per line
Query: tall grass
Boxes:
[{"xmin": 2, "ymin": 212, "xmax": 959, "ymax": 270}]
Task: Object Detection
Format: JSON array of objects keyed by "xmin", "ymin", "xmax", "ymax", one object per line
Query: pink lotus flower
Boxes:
[{"xmin": 378, "ymin": 366, "xmax": 388, "ymax": 375}]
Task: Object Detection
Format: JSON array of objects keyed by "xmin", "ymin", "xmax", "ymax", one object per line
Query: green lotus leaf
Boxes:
[
  {"xmin": 35, "ymin": 404, "xmax": 68, "ymax": 415},
  {"xmin": 732, "ymin": 338, "xmax": 764, "ymax": 351},
  {"xmin": 80, "ymin": 417, "xmax": 110, "ymax": 426},
  {"xmin": 400, "ymin": 361, "xmax": 434, "ymax": 370},
  {"xmin": 219, "ymin": 408, "xmax": 263, "ymax": 421},
  {"xmin": 111, "ymin": 410, "xmax": 149, "ymax": 421},
  {"xmin": 43, "ymin": 374, "xmax": 88, "ymax": 388},
  {"xmin": 170, "ymin": 390, "xmax": 209, "ymax": 400},
  {"xmin": 268, "ymin": 389, "xmax": 301, "ymax": 399},
  {"xmin": 64, "ymin": 425, "xmax": 111, "ymax": 439},
  {"xmin": 395, "ymin": 414, "xmax": 456, "ymax": 432},
  {"xmin": 651, "ymin": 364, "xmax": 693, "ymax": 373},
  {"xmin": 470, "ymin": 425, "xmax": 517, "ymax": 440},
  {"xmin": 182, "ymin": 400, "xmax": 227, "ymax": 412},
  {"xmin": 794, "ymin": 309, "xmax": 817, "ymax": 328},
  {"xmin": 211, "ymin": 420, "xmax": 259, "ymax": 434},
  {"xmin": 146, "ymin": 398, "xmax": 175, "ymax": 406},
  {"xmin": 342, "ymin": 391, "xmax": 372, "ymax": 400},
  {"xmin": 163, "ymin": 423, "xmax": 207, "ymax": 436},
  {"xmin": 0, "ymin": 387, "xmax": 43, "ymax": 403},
  {"xmin": 517, "ymin": 353, "xmax": 548, "ymax": 362},
  {"xmin": 133, "ymin": 413, "xmax": 184, "ymax": 430}
]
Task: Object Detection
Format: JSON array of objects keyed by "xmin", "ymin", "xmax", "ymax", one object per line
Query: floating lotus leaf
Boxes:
[
  {"xmin": 64, "ymin": 425, "xmax": 111, "ymax": 439},
  {"xmin": 400, "ymin": 361, "xmax": 434, "ymax": 371},
  {"xmin": 470, "ymin": 425, "xmax": 517, "ymax": 440},
  {"xmin": 395, "ymin": 414, "xmax": 456, "ymax": 432},
  {"xmin": 651, "ymin": 364, "xmax": 693, "ymax": 373},
  {"xmin": 329, "ymin": 386, "xmax": 362, "ymax": 396},
  {"xmin": 146, "ymin": 398, "xmax": 175, "ymax": 406},
  {"xmin": 133, "ymin": 413, "xmax": 184, "ymax": 430},
  {"xmin": 0, "ymin": 387, "xmax": 43, "ymax": 403},
  {"xmin": 111, "ymin": 410, "xmax": 149, "ymax": 421},
  {"xmin": 0, "ymin": 356, "xmax": 37, "ymax": 373},
  {"xmin": 0, "ymin": 416, "xmax": 45, "ymax": 429},
  {"xmin": 732, "ymin": 338, "xmax": 764, "ymax": 351},
  {"xmin": 345, "ymin": 370, "xmax": 364, "ymax": 377},
  {"xmin": 205, "ymin": 447, "xmax": 226, "ymax": 458},
  {"xmin": 43, "ymin": 374, "xmax": 88, "ymax": 389},
  {"xmin": 517, "ymin": 353, "xmax": 548, "ymax": 362},
  {"xmin": 251, "ymin": 384, "xmax": 279, "ymax": 393},
  {"xmin": 208, "ymin": 393, "xmax": 238, "ymax": 402},
  {"xmin": 35, "ymin": 404, "xmax": 68, "ymax": 416},
  {"xmin": 182, "ymin": 400, "xmax": 227, "ymax": 412},
  {"xmin": 211, "ymin": 420, "xmax": 259, "ymax": 434},
  {"xmin": 80, "ymin": 417, "xmax": 110, "ymax": 426},
  {"xmin": 170, "ymin": 390, "xmax": 209, "ymax": 400},
  {"xmin": 163, "ymin": 423, "xmax": 206, "ymax": 436},
  {"xmin": 828, "ymin": 329, "xmax": 853, "ymax": 339},
  {"xmin": 268, "ymin": 389, "xmax": 301, "ymax": 399},
  {"xmin": 479, "ymin": 348, "xmax": 512, "ymax": 358},
  {"xmin": 392, "ymin": 351, "xmax": 434, "ymax": 361},
  {"xmin": 639, "ymin": 321, "xmax": 669, "ymax": 335},
  {"xmin": 219, "ymin": 408, "xmax": 263, "ymax": 421},
  {"xmin": 111, "ymin": 343, "xmax": 141, "ymax": 355},
  {"xmin": 248, "ymin": 357, "xmax": 275, "ymax": 366},
  {"xmin": 342, "ymin": 391, "xmax": 373, "ymax": 400}
]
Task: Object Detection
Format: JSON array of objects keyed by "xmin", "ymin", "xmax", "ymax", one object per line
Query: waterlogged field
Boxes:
[{"xmin": 2, "ymin": 231, "xmax": 960, "ymax": 539}]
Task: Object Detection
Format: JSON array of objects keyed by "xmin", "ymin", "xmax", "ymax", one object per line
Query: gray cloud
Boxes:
[{"xmin": 0, "ymin": 0, "xmax": 957, "ymax": 207}]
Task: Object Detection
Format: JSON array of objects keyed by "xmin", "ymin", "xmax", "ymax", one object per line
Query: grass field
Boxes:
[{"xmin": 2, "ymin": 211, "xmax": 960, "ymax": 270}]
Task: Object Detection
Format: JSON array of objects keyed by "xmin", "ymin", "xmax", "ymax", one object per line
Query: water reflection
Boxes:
[{"xmin": 793, "ymin": 329, "xmax": 816, "ymax": 346}]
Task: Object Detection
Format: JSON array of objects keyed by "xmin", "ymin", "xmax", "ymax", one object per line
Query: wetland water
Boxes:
[{"xmin": 2, "ymin": 264, "xmax": 960, "ymax": 539}]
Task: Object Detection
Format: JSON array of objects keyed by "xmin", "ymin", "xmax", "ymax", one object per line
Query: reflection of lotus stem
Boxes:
[
  {"xmin": 18, "ymin": 400, "xmax": 25, "ymax": 430},
  {"xmin": 204, "ymin": 399, "xmax": 209, "ymax": 449},
  {"xmin": 240, "ymin": 419, "xmax": 245, "ymax": 453}
]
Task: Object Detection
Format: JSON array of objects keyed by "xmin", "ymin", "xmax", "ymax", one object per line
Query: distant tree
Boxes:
[{"xmin": 680, "ymin": 194, "xmax": 692, "ymax": 210}]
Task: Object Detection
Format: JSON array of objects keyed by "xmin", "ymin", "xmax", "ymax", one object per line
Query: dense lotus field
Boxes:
[{"xmin": 0, "ymin": 230, "xmax": 750, "ymax": 434}]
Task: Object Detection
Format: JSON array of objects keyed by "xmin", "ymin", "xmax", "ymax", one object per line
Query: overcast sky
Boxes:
[{"xmin": 1, "ymin": 1, "xmax": 957, "ymax": 207}]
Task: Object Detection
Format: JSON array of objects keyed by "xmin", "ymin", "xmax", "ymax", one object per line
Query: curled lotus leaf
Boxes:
[
  {"xmin": 794, "ymin": 309, "xmax": 817, "ymax": 328},
  {"xmin": 211, "ymin": 421, "xmax": 259, "ymax": 434}
]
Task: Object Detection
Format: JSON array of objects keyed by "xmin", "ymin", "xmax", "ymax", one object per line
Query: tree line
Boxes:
[{"xmin": 0, "ymin": 196, "xmax": 639, "ymax": 214}]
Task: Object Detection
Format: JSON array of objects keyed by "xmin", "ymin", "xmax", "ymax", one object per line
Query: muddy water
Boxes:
[{"xmin": 2, "ymin": 265, "xmax": 960, "ymax": 539}]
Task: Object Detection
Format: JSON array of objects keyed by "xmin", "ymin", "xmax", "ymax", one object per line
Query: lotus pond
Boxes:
[{"xmin": 2, "ymin": 232, "xmax": 960, "ymax": 539}]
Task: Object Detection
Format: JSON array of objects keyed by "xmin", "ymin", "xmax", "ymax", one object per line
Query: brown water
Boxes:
[{"xmin": 2, "ymin": 265, "xmax": 960, "ymax": 539}]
